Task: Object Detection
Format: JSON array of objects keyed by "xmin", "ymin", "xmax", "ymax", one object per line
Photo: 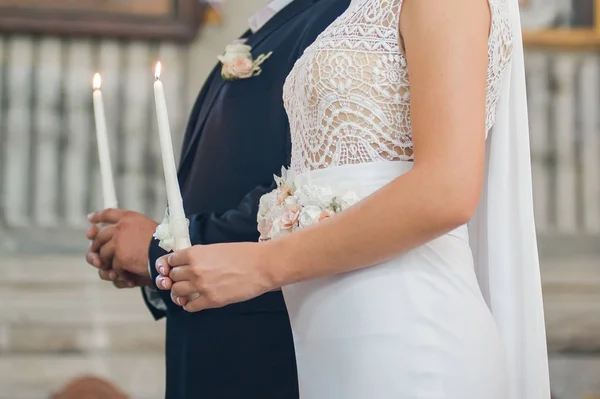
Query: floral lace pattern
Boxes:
[{"xmin": 283, "ymin": 0, "xmax": 513, "ymax": 174}]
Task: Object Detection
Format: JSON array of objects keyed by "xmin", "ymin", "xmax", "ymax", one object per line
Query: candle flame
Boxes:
[
  {"xmin": 93, "ymin": 73, "xmax": 102, "ymax": 90},
  {"xmin": 155, "ymin": 62, "xmax": 162, "ymax": 80}
]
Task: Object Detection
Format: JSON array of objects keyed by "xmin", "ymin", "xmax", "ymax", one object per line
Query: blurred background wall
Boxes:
[
  {"xmin": 0, "ymin": 1, "xmax": 266, "ymax": 397},
  {"xmin": 0, "ymin": 0, "xmax": 599, "ymax": 398}
]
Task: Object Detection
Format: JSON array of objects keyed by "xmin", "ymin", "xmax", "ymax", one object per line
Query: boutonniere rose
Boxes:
[{"xmin": 218, "ymin": 39, "xmax": 273, "ymax": 80}]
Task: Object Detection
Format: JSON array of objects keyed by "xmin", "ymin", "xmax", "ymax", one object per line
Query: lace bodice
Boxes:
[{"xmin": 283, "ymin": 0, "xmax": 513, "ymax": 174}]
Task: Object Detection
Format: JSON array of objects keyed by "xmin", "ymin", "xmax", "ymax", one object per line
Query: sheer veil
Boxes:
[{"xmin": 467, "ymin": 0, "xmax": 551, "ymax": 397}]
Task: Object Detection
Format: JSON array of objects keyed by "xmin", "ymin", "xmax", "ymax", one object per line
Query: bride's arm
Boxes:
[
  {"xmin": 264, "ymin": 0, "xmax": 491, "ymax": 287},
  {"xmin": 160, "ymin": 0, "xmax": 494, "ymax": 311}
]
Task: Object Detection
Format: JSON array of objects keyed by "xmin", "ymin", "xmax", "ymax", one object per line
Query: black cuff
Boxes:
[
  {"xmin": 148, "ymin": 238, "xmax": 169, "ymax": 282},
  {"xmin": 145, "ymin": 237, "xmax": 187, "ymax": 316},
  {"xmin": 140, "ymin": 238, "xmax": 171, "ymax": 320},
  {"xmin": 140, "ymin": 286, "xmax": 167, "ymax": 320}
]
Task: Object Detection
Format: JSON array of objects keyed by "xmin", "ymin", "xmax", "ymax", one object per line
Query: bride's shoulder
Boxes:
[{"xmin": 397, "ymin": 0, "xmax": 513, "ymax": 45}]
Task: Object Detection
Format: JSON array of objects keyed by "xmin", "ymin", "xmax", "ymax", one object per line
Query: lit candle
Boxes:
[
  {"xmin": 153, "ymin": 62, "xmax": 191, "ymax": 251},
  {"xmin": 92, "ymin": 73, "xmax": 118, "ymax": 210}
]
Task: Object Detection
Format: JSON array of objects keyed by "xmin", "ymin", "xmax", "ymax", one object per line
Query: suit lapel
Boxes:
[
  {"xmin": 179, "ymin": 66, "xmax": 220, "ymax": 156},
  {"xmin": 178, "ymin": 0, "xmax": 317, "ymax": 175}
]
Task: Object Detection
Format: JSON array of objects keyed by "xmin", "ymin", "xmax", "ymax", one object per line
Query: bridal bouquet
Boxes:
[{"xmin": 257, "ymin": 167, "xmax": 359, "ymax": 241}]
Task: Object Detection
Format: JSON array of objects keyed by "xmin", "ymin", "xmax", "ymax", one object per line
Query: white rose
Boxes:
[
  {"xmin": 268, "ymin": 204, "xmax": 285, "ymax": 223},
  {"xmin": 153, "ymin": 222, "xmax": 170, "ymax": 241},
  {"xmin": 218, "ymin": 43, "xmax": 252, "ymax": 64},
  {"xmin": 226, "ymin": 43, "xmax": 252, "ymax": 54},
  {"xmin": 298, "ymin": 205, "xmax": 323, "ymax": 228},
  {"xmin": 154, "ymin": 222, "xmax": 176, "ymax": 251},
  {"xmin": 258, "ymin": 191, "xmax": 277, "ymax": 220},
  {"xmin": 283, "ymin": 196, "xmax": 299, "ymax": 207},
  {"xmin": 258, "ymin": 202, "xmax": 268, "ymax": 221},
  {"xmin": 158, "ymin": 236, "xmax": 176, "ymax": 252}
]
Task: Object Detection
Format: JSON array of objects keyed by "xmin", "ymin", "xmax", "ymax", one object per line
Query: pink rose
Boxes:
[
  {"xmin": 223, "ymin": 57, "xmax": 253, "ymax": 79},
  {"xmin": 280, "ymin": 208, "xmax": 300, "ymax": 230},
  {"xmin": 319, "ymin": 209, "xmax": 335, "ymax": 222},
  {"xmin": 276, "ymin": 186, "xmax": 293, "ymax": 205}
]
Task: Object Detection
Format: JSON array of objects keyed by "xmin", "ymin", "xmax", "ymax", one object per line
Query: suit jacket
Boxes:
[{"xmin": 142, "ymin": 0, "xmax": 350, "ymax": 398}]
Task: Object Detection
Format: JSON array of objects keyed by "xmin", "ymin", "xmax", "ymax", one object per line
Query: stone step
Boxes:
[
  {"xmin": 550, "ymin": 354, "xmax": 600, "ymax": 399},
  {"xmin": 542, "ymin": 257, "xmax": 600, "ymax": 287},
  {"xmin": 0, "ymin": 281, "xmax": 156, "ymax": 325},
  {"xmin": 545, "ymin": 296, "xmax": 600, "ymax": 352},
  {"xmin": 1, "ymin": 257, "xmax": 166, "ymax": 354},
  {"xmin": 1, "ymin": 321, "xmax": 165, "ymax": 354},
  {"xmin": 2, "ymin": 354, "xmax": 599, "ymax": 399},
  {"xmin": 3, "ymin": 255, "xmax": 125, "ymax": 284},
  {"xmin": 0, "ymin": 353, "xmax": 164, "ymax": 399},
  {"xmin": 542, "ymin": 257, "xmax": 600, "ymax": 352}
]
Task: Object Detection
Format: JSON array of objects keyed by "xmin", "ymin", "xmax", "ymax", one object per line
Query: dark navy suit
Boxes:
[{"xmin": 142, "ymin": 0, "xmax": 350, "ymax": 398}]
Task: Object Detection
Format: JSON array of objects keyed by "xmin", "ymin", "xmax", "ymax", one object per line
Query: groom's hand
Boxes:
[{"xmin": 86, "ymin": 209, "xmax": 158, "ymax": 287}]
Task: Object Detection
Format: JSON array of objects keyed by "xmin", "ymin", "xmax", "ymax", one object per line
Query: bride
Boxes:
[{"xmin": 156, "ymin": 0, "xmax": 550, "ymax": 396}]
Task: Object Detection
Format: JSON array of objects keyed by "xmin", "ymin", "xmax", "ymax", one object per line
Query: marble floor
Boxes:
[
  {"xmin": 0, "ymin": 255, "xmax": 165, "ymax": 399},
  {"xmin": 1, "ymin": 254, "xmax": 599, "ymax": 398}
]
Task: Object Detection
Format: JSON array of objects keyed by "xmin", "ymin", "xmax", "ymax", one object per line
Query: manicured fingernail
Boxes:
[
  {"xmin": 159, "ymin": 266, "xmax": 165, "ymax": 275},
  {"xmin": 87, "ymin": 213, "xmax": 94, "ymax": 221},
  {"xmin": 176, "ymin": 297, "xmax": 182, "ymax": 306},
  {"xmin": 161, "ymin": 278, "xmax": 167, "ymax": 289}
]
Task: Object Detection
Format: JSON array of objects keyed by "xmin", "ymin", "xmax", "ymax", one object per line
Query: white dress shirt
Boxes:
[{"xmin": 248, "ymin": 0, "xmax": 296, "ymax": 33}]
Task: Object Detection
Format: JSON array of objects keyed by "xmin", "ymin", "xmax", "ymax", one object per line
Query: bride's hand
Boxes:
[{"xmin": 155, "ymin": 243, "xmax": 276, "ymax": 312}]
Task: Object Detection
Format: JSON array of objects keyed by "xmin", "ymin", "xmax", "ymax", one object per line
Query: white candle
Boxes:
[
  {"xmin": 153, "ymin": 62, "xmax": 191, "ymax": 250},
  {"xmin": 92, "ymin": 73, "xmax": 118, "ymax": 210}
]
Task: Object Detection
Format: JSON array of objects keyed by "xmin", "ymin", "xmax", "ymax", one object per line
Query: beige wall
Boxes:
[
  {"xmin": 0, "ymin": 2, "xmax": 267, "ymax": 398},
  {"xmin": 0, "ymin": 0, "xmax": 264, "ymax": 240}
]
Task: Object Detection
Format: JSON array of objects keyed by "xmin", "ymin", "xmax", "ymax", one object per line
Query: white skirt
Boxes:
[{"xmin": 281, "ymin": 161, "xmax": 509, "ymax": 399}]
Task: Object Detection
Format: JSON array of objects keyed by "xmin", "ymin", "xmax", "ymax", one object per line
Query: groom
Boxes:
[{"xmin": 85, "ymin": 0, "xmax": 349, "ymax": 398}]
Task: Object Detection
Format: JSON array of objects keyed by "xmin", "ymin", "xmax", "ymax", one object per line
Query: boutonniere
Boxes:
[{"xmin": 217, "ymin": 39, "xmax": 273, "ymax": 81}]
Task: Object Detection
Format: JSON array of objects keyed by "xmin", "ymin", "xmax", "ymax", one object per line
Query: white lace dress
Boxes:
[{"xmin": 258, "ymin": 0, "xmax": 515, "ymax": 397}]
